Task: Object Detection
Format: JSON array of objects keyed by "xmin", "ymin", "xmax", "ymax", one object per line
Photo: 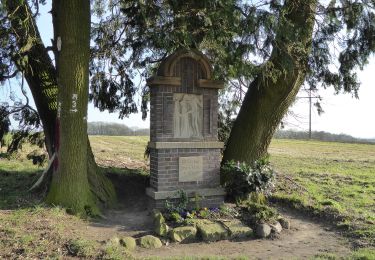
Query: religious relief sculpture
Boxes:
[{"xmin": 173, "ymin": 93, "xmax": 203, "ymax": 138}]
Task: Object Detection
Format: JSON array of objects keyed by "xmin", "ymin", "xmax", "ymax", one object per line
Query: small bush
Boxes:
[
  {"xmin": 241, "ymin": 201, "xmax": 279, "ymax": 225},
  {"xmin": 26, "ymin": 150, "xmax": 46, "ymax": 166},
  {"xmin": 350, "ymin": 248, "xmax": 375, "ymax": 260},
  {"xmin": 164, "ymin": 190, "xmax": 189, "ymax": 214},
  {"xmin": 66, "ymin": 238, "xmax": 96, "ymax": 257},
  {"xmin": 102, "ymin": 244, "xmax": 131, "ymax": 260},
  {"xmin": 221, "ymin": 158, "xmax": 276, "ymax": 200}
]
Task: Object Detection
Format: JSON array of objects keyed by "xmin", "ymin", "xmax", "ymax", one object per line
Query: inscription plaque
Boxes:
[{"xmin": 179, "ymin": 156, "xmax": 203, "ymax": 182}]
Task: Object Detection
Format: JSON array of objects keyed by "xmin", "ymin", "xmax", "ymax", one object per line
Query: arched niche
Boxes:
[
  {"xmin": 147, "ymin": 49, "xmax": 223, "ymax": 89},
  {"xmin": 157, "ymin": 49, "xmax": 212, "ymax": 79}
]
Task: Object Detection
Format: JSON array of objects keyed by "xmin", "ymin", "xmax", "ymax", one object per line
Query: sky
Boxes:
[
  {"xmin": 285, "ymin": 63, "xmax": 375, "ymax": 139},
  {"xmin": 1, "ymin": 3, "xmax": 374, "ymax": 138}
]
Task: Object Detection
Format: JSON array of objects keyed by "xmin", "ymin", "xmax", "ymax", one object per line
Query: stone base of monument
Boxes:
[{"xmin": 146, "ymin": 187, "xmax": 226, "ymax": 210}]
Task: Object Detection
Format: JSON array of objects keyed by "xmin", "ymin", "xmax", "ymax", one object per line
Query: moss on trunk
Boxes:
[
  {"xmin": 87, "ymin": 139, "xmax": 116, "ymax": 207},
  {"xmin": 5, "ymin": 0, "xmax": 116, "ymax": 211},
  {"xmin": 45, "ymin": 0, "xmax": 98, "ymax": 216},
  {"xmin": 223, "ymin": 0, "xmax": 317, "ymax": 164}
]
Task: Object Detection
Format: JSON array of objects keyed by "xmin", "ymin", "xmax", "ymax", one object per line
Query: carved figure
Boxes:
[{"xmin": 173, "ymin": 94, "xmax": 202, "ymax": 138}]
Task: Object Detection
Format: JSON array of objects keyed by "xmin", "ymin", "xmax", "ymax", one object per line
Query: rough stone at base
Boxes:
[
  {"xmin": 120, "ymin": 237, "xmax": 136, "ymax": 251},
  {"xmin": 108, "ymin": 237, "xmax": 120, "ymax": 245},
  {"xmin": 270, "ymin": 221, "xmax": 283, "ymax": 233},
  {"xmin": 138, "ymin": 235, "xmax": 163, "ymax": 249},
  {"xmin": 155, "ymin": 221, "xmax": 169, "ymax": 237},
  {"xmin": 255, "ymin": 223, "xmax": 271, "ymax": 238},
  {"xmin": 195, "ymin": 220, "xmax": 228, "ymax": 242},
  {"xmin": 153, "ymin": 211, "xmax": 169, "ymax": 237},
  {"xmin": 169, "ymin": 226, "xmax": 197, "ymax": 242},
  {"xmin": 278, "ymin": 217, "xmax": 290, "ymax": 229},
  {"xmin": 220, "ymin": 220, "xmax": 253, "ymax": 239}
]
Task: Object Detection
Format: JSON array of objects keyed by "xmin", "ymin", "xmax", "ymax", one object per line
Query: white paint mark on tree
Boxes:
[
  {"xmin": 70, "ymin": 93, "xmax": 78, "ymax": 113},
  {"xmin": 57, "ymin": 37, "xmax": 62, "ymax": 51},
  {"xmin": 57, "ymin": 102, "xmax": 62, "ymax": 118}
]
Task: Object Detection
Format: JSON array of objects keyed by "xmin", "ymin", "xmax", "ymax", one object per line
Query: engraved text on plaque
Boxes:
[{"xmin": 179, "ymin": 156, "xmax": 203, "ymax": 182}]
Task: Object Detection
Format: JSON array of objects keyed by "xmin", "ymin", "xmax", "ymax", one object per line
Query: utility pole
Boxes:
[
  {"xmin": 296, "ymin": 87, "xmax": 319, "ymax": 140},
  {"xmin": 309, "ymin": 88, "xmax": 312, "ymax": 139}
]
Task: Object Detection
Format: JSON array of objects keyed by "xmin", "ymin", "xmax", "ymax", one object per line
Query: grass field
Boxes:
[
  {"xmin": 90, "ymin": 137, "xmax": 375, "ymax": 248},
  {"xmin": 0, "ymin": 136, "xmax": 374, "ymax": 258},
  {"xmin": 89, "ymin": 135, "xmax": 149, "ymax": 169},
  {"xmin": 268, "ymin": 139, "xmax": 375, "ymax": 247}
]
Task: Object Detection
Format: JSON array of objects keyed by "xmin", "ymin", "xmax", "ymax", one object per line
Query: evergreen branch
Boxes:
[{"xmin": 0, "ymin": 70, "xmax": 19, "ymax": 80}]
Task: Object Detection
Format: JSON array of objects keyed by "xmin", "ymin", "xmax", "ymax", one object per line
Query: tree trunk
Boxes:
[
  {"xmin": 223, "ymin": 0, "xmax": 317, "ymax": 164},
  {"xmin": 4, "ymin": 0, "xmax": 115, "ymax": 209},
  {"xmin": 4, "ymin": 0, "xmax": 57, "ymax": 155},
  {"xmin": 45, "ymin": 0, "xmax": 97, "ymax": 215}
]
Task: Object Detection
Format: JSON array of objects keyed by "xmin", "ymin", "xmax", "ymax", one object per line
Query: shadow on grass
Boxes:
[
  {"xmin": 0, "ymin": 169, "xmax": 43, "ymax": 209},
  {"xmin": 86, "ymin": 167, "xmax": 153, "ymax": 233},
  {"xmin": 0, "ymin": 165, "xmax": 150, "ymax": 211},
  {"xmin": 0, "ymin": 152, "xmax": 8, "ymax": 159},
  {"xmin": 101, "ymin": 166, "xmax": 150, "ymax": 210}
]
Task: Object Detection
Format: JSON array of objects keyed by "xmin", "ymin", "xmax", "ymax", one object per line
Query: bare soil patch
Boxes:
[
  {"xmin": 136, "ymin": 209, "xmax": 351, "ymax": 259},
  {"xmin": 74, "ymin": 172, "xmax": 352, "ymax": 259}
]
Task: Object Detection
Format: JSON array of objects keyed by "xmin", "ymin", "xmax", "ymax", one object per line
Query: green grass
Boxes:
[
  {"xmin": 1, "ymin": 136, "xmax": 375, "ymax": 257},
  {"xmin": 312, "ymin": 248, "xmax": 375, "ymax": 259},
  {"xmin": 89, "ymin": 135, "xmax": 149, "ymax": 165},
  {"xmin": 145, "ymin": 257, "xmax": 249, "ymax": 260},
  {"xmin": 0, "ymin": 137, "xmax": 143, "ymax": 259},
  {"xmin": 269, "ymin": 139, "xmax": 375, "ymax": 247},
  {"xmin": 0, "ymin": 142, "xmax": 44, "ymax": 209},
  {"xmin": 0, "ymin": 206, "xmax": 82, "ymax": 258}
]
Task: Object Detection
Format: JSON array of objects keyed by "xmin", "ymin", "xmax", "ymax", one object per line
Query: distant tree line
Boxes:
[
  {"xmin": 274, "ymin": 130, "xmax": 375, "ymax": 144},
  {"xmin": 87, "ymin": 122, "xmax": 149, "ymax": 136}
]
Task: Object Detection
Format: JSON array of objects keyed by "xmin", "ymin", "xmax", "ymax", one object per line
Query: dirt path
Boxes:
[
  {"xmin": 79, "ymin": 191, "xmax": 351, "ymax": 259},
  {"xmin": 134, "ymin": 209, "xmax": 351, "ymax": 259},
  {"xmin": 70, "ymin": 166, "xmax": 352, "ymax": 258}
]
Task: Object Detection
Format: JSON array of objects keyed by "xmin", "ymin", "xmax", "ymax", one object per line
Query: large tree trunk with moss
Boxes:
[
  {"xmin": 4, "ymin": 0, "xmax": 115, "ymax": 208},
  {"xmin": 45, "ymin": 0, "xmax": 97, "ymax": 215},
  {"xmin": 223, "ymin": 0, "xmax": 317, "ymax": 164}
]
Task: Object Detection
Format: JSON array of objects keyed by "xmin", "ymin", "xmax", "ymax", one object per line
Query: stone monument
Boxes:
[{"xmin": 146, "ymin": 49, "xmax": 225, "ymax": 209}]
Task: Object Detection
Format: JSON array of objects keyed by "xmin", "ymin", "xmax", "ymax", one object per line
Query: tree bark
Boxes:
[
  {"xmin": 4, "ymin": 0, "xmax": 115, "ymax": 209},
  {"xmin": 5, "ymin": 0, "xmax": 57, "ymax": 155},
  {"xmin": 223, "ymin": 0, "xmax": 317, "ymax": 164},
  {"xmin": 45, "ymin": 0, "xmax": 96, "ymax": 215}
]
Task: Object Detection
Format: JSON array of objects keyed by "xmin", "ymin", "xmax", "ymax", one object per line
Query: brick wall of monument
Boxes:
[
  {"xmin": 149, "ymin": 85, "xmax": 218, "ymax": 142},
  {"xmin": 147, "ymin": 52, "xmax": 225, "ymax": 208},
  {"xmin": 149, "ymin": 148, "xmax": 221, "ymax": 191}
]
